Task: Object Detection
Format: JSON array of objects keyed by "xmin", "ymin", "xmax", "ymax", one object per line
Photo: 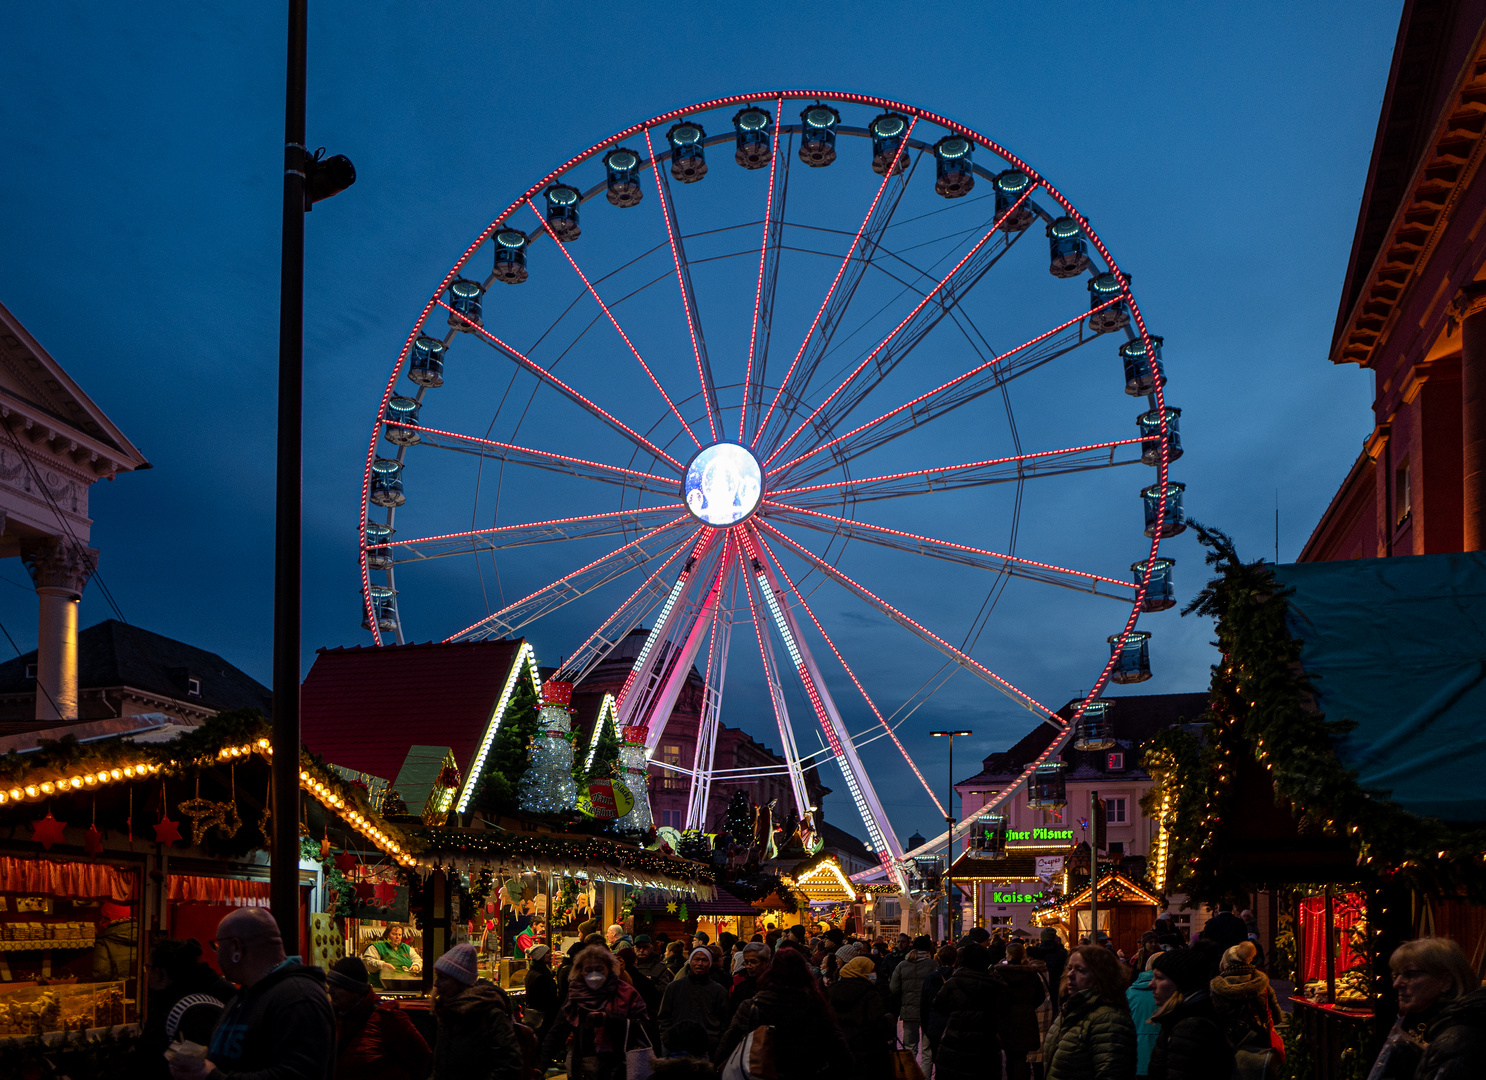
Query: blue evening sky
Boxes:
[{"xmin": 1, "ymin": 3, "xmax": 1399, "ymax": 845}]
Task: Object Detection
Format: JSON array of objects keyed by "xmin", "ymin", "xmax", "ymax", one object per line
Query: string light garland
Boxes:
[{"xmin": 1144, "ymin": 524, "xmax": 1486, "ymax": 902}]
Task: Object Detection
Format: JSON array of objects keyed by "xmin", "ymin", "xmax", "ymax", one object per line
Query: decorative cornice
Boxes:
[{"xmin": 1333, "ymin": 30, "xmax": 1486, "ymax": 366}]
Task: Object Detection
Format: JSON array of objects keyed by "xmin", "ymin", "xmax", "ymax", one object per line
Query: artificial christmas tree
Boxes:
[
  {"xmin": 613, "ymin": 725, "xmax": 654, "ymax": 834},
  {"xmin": 519, "ymin": 680, "xmax": 578, "ymax": 816}
]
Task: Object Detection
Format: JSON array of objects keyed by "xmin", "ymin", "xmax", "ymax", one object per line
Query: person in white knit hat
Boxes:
[{"xmin": 430, "ymin": 943, "xmax": 522, "ymax": 1079}]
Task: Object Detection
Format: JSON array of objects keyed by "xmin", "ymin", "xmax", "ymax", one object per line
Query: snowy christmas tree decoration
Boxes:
[
  {"xmin": 519, "ymin": 680, "xmax": 578, "ymax": 815},
  {"xmin": 614, "ymin": 725, "xmax": 655, "ymax": 834}
]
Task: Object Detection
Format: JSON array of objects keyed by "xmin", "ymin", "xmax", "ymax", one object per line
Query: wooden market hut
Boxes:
[
  {"xmin": 1031, "ymin": 871, "xmax": 1161, "ymax": 956},
  {"xmin": 1146, "ymin": 539, "xmax": 1486, "ymax": 1072}
]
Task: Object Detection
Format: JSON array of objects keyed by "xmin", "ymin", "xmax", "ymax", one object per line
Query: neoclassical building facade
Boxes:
[{"xmin": 0, "ymin": 301, "xmax": 148, "ymax": 726}]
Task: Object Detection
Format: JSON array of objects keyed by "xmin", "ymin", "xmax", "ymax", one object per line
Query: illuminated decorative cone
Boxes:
[
  {"xmin": 614, "ymin": 726, "xmax": 655, "ymax": 834},
  {"xmin": 520, "ymin": 681, "xmax": 578, "ymax": 815}
]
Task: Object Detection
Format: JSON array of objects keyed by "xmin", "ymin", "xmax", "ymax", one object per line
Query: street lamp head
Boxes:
[
  {"xmin": 306, "ymin": 149, "xmax": 356, "ymax": 209},
  {"xmin": 929, "ymin": 730, "xmax": 973, "ymax": 737}
]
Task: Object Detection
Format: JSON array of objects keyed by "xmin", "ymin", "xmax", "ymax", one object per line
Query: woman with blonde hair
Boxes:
[{"xmin": 1368, "ymin": 937, "xmax": 1485, "ymax": 1079}]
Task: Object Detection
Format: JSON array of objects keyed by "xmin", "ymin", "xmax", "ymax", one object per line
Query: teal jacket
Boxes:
[{"xmin": 1125, "ymin": 970, "xmax": 1158, "ymax": 1076}]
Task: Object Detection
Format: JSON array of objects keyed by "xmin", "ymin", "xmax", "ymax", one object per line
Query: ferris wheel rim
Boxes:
[{"xmin": 356, "ymin": 90, "xmax": 1178, "ymax": 877}]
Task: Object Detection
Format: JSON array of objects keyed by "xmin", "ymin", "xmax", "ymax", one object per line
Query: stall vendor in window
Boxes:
[{"xmin": 363, "ymin": 924, "xmax": 422, "ymax": 986}]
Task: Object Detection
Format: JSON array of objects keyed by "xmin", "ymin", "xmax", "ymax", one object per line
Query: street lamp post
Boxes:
[
  {"xmin": 930, "ymin": 730, "xmax": 972, "ymax": 942},
  {"xmin": 270, "ymin": 0, "xmax": 354, "ymax": 950}
]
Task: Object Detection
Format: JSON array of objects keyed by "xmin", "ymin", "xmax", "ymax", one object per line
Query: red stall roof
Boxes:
[{"xmin": 301, "ymin": 640, "xmax": 533, "ymax": 783}]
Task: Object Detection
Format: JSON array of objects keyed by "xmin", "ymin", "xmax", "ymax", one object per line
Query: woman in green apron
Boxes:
[{"xmin": 362, "ymin": 924, "xmax": 422, "ymax": 987}]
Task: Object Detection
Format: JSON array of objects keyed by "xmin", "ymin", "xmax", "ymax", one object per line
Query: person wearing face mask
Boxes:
[
  {"xmin": 167, "ymin": 908, "xmax": 334, "ymax": 1080},
  {"xmin": 657, "ymin": 947, "xmax": 731, "ymax": 1056},
  {"xmin": 826, "ymin": 955, "xmax": 893, "ymax": 1080},
  {"xmin": 542, "ymin": 944, "xmax": 648, "ymax": 1080},
  {"xmin": 430, "ymin": 943, "xmax": 523, "ymax": 1080},
  {"xmin": 1368, "ymin": 937, "xmax": 1486, "ymax": 1080}
]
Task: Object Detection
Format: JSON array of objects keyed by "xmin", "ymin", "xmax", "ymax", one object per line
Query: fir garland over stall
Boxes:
[{"xmin": 1142, "ymin": 524, "xmax": 1486, "ymax": 904}]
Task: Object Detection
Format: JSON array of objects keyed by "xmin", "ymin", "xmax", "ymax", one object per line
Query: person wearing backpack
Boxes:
[
  {"xmin": 826, "ymin": 956, "xmax": 893, "ymax": 1080},
  {"xmin": 931, "ymin": 943, "xmax": 1008, "ymax": 1080},
  {"xmin": 714, "ymin": 948, "xmax": 852, "ymax": 1080},
  {"xmin": 1208, "ymin": 942, "xmax": 1283, "ymax": 1080}
]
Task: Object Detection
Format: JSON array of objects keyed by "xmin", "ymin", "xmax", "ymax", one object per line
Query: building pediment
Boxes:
[{"xmin": 0, "ymin": 301, "xmax": 148, "ymax": 478}]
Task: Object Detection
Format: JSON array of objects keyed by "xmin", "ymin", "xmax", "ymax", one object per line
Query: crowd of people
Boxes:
[{"xmin": 139, "ymin": 905, "xmax": 1485, "ymax": 1080}]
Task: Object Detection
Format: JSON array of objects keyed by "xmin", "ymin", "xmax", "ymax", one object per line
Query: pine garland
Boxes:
[
  {"xmin": 468, "ymin": 675, "xmax": 542, "ymax": 817},
  {"xmin": 1149, "ymin": 523, "xmax": 1486, "ymax": 903}
]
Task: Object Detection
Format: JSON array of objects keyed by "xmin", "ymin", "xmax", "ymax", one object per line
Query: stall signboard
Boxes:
[
  {"xmin": 350, "ymin": 885, "xmax": 409, "ymax": 922},
  {"xmin": 1036, "ymin": 856, "xmax": 1065, "ymax": 882},
  {"xmin": 988, "ymin": 885, "xmax": 1047, "ymax": 904},
  {"xmin": 1006, "ymin": 827, "xmax": 1075, "ymax": 842}
]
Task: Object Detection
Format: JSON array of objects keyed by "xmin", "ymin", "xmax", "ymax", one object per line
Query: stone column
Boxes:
[
  {"xmin": 20, "ymin": 537, "xmax": 97, "ymax": 723},
  {"xmin": 1458, "ymin": 283, "xmax": 1486, "ymax": 549}
]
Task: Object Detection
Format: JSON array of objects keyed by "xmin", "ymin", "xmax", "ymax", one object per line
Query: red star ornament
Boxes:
[
  {"xmin": 333, "ymin": 852, "xmax": 359, "ymax": 876},
  {"xmin": 353, "ymin": 881, "xmax": 376, "ymax": 901},
  {"xmin": 154, "ymin": 814, "xmax": 182, "ymax": 845},
  {"xmin": 373, "ymin": 881, "xmax": 397, "ymax": 902},
  {"xmin": 31, "ymin": 812, "xmax": 66, "ymax": 850},
  {"xmin": 83, "ymin": 825, "xmax": 104, "ymax": 855}
]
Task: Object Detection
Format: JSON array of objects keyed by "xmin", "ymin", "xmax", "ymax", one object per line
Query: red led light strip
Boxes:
[{"xmin": 740, "ymin": 96, "xmax": 786, "ymax": 444}]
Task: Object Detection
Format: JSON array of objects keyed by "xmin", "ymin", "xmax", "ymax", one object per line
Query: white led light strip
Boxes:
[
  {"xmin": 583, "ymin": 694, "xmax": 619, "ymax": 772},
  {"xmin": 456, "ymin": 641, "xmax": 539, "ymax": 813}
]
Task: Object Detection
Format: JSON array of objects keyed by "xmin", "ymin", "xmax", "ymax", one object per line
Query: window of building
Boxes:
[
  {"xmin": 1104, "ymin": 796, "xmax": 1127, "ymax": 824},
  {"xmin": 988, "ymin": 915, "xmax": 1014, "ymax": 925},
  {"xmin": 188, "ymin": 678, "xmax": 201, "ymax": 697},
  {"xmin": 660, "ymin": 809, "xmax": 682, "ymax": 828},
  {"xmin": 661, "ymin": 744, "xmax": 682, "ymax": 789},
  {"xmin": 1107, "ymin": 751, "xmax": 1124, "ymax": 771},
  {"xmin": 1107, "ymin": 841, "xmax": 1125, "ymax": 856},
  {"xmin": 1171, "ymin": 913, "xmax": 1192, "ymax": 932},
  {"xmin": 1395, "ymin": 458, "xmax": 1411, "ymax": 526}
]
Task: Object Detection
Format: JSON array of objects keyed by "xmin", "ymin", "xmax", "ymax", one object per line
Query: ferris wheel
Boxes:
[{"xmin": 358, "ymin": 91, "xmax": 1184, "ymax": 887}]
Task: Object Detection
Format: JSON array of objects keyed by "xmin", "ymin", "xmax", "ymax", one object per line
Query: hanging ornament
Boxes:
[
  {"xmin": 665, "ymin": 900, "xmax": 678, "ymax": 914},
  {"xmin": 258, "ymin": 775, "xmax": 272, "ymax": 846},
  {"xmin": 83, "ymin": 799, "xmax": 103, "ymax": 855},
  {"xmin": 334, "ymin": 851, "xmax": 360, "ymax": 876},
  {"xmin": 678, "ymin": 902, "xmax": 688, "ymax": 922},
  {"xmin": 31, "ymin": 811, "xmax": 66, "ymax": 850},
  {"xmin": 218, "ymin": 764, "xmax": 243, "ymax": 839},
  {"xmin": 127, "ymin": 785, "xmax": 134, "ymax": 846},
  {"xmin": 179, "ymin": 776, "xmax": 230, "ymax": 847},
  {"xmin": 320, "ymin": 825, "xmax": 331, "ymax": 860},
  {"xmin": 155, "ymin": 783, "xmax": 182, "ymax": 846}
]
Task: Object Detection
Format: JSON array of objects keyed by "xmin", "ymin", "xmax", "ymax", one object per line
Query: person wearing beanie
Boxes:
[
  {"xmin": 929, "ymin": 943, "xmax": 1007, "ymax": 1080},
  {"xmin": 326, "ymin": 956, "xmax": 431, "ymax": 1080},
  {"xmin": 888, "ymin": 934, "xmax": 938, "ymax": 1060},
  {"xmin": 521, "ymin": 943, "xmax": 560, "ymax": 1041},
  {"xmin": 994, "ymin": 940, "xmax": 1049, "ymax": 1080},
  {"xmin": 1028, "ymin": 926, "xmax": 1071, "ymax": 1015},
  {"xmin": 1146, "ymin": 941, "xmax": 1227, "ymax": 1080},
  {"xmin": 1040, "ymin": 944, "xmax": 1136, "ymax": 1080},
  {"xmin": 431, "ymin": 943, "xmax": 523, "ymax": 1080},
  {"xmin": 541, "ymin": 944, "xmax": 648, "ymax": 1080},
  {"xmin": 1207, "ymin": 942, "xmax": 1283, "ymax": 1076},
  {"xmin": 657, "ymin": 947, "xmax": 730, "ymax": 1056},
  {"xmin": 827, "ymin": 955, "xmax": 893, "ymax": 1080}
]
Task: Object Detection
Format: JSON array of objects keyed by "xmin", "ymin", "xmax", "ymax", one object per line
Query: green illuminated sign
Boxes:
[
  {"xmin": 1005, "ymin": 828, "xmax": 1074, "ymax": 841},
  {"xmin": 992, "ymin": 889, "xmax": 1045, "ymax": 903}
]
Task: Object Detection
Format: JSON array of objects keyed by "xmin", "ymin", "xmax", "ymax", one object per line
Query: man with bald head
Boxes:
[{"xmin": 168, "ymin": 908, "xmax": 334, "ymax": 1079}]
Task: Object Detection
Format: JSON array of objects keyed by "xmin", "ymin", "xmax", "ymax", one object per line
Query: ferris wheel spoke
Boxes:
[
  {"xmin": 753, "ymin": 117, "xmax": 920, "ymax": 454},
  {"xmin": 768, "ymin": 298, "xmax": 1118, "ymax": 484},
  {"xmin": 737, "ymin": 538, "xmax": 823, "ymax": 832},
  {"xmin": 761, "ymin": 180, "xmax": 1041, "ymax": 470},
  {"xmin": 686, "ymin": 562, "xmax": 736, "ymax": 830},
  {"xmin": 740, "ymin": 97, "xmax": 789, "ymax": 444},
  {"xmin": 614, "ymin": 531, "xmax": 721, "ymax": 720},
  {"xmin": 755, "ymin": 518, "xmax": 1063, "ymax": 723},
  {"xmin": 749, "ymin": 527, "xmax": 947, "ymax": 818},
  {"xmin": 440, "ymin": 300, "xmax": 685, "ymax": 472},
  {"xmin": 524, "ymin": 200, "xmax": 703, "ymax": 450},
  {"xmin": 553, "ymin": 528, "xmax": 705, "ymax": 687},
  {"xmin": 445, "ymin": 515, "xmax": 695, "ymax": 643},
  {"xmin": 643, "ymin": 128, "xmax": 721, "ymax": 442},
  {"xmin": 392, "ymin": 421, "xmax": 684, "ymax": 497},
  {"xmin": 772, "ymin": 438, "xmax": 1145, "ymax": 508},
  {"xmin": 382, "ymin": 507, "xmax": 686, "ymax": 564},
  {"xmin": 762, "ymin": 502, "xmax": 1133, "ymax": 600}
]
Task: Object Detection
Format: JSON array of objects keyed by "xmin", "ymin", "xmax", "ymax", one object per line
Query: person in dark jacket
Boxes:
[
  {"xmin": 931, "ymin": 943, "xmax": 1007, "ymax": 1080},
  {"xmin": 633, "ymin": 936, "xmax": 674, "ymax": 994},
  {"xmin": 327, "ymin": 957, "xmax": 432, "ymax": 1080},
  {"xmin": 657, "ymin": 948, "xmax": 731, "ymax": 1055},
  {"xmin": 1029, "ymin": 927, "xmax": 1070, "ymax": 1015},
  {"xmin": 1200, "ymin": 904, "xmax": 1248, "ymax": 951},
  {"xmin": 542, "ymin": 944, "xmax": 649, "ymax": 1080},
  {"xmin": 1207, "ymin": 941, "xmax": 1283, "ymax": 1072},
  {"xmin": 888, "ymin": 935, "xmax": 937, "ymax": 1056},
  {"xmin": 826, "ymin": 956, "xmax": 893, "ymax": 1080},
  {"xmin": 1041, "ymin": 945, "xmax": 1137, "ymax": 1080},
  {"xmin": 1370, "ymin": 936, "xmax": 1486, "ymax": 1080},
  {"xmin": 919, "ymin": 945, "xmax": 957, "ymax": 1080},
  {"xmin": 715, "ymin": 948, "xmax": 853, "ymax": 1080},
  {"xmin": 728, "ymin": 942, "xmax": 770, "ymax": 1017},
  {"xmin": 521, "ymin": 944, "xmax": 560, "ymax": 1039},
  {"xmin": 167, "ymin": 908, "xmax": 334, "ymax": 1080},
  {"xmin": 1147, "ymin": 942, "xmax": 1226, "ymax": 1080},
  {"xmin": 996, "ymin": 940, "xmax": 1049, "ymax": 1080},
  {"xmin": 431, "ymin": 943, "xmax": 523, "ymax": 1080},
  {"xmin": 137, "ymin": 939, "xmax": 235, "ymax": 1079}
]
